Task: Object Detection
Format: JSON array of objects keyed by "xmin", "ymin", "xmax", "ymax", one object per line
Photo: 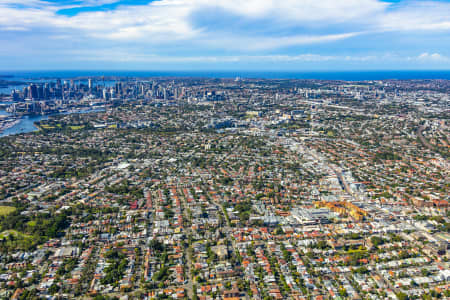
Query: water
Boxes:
[
  {"xmin": 0, "ymin": 107, "xmax": 106, "ymax": 137},
  {"xmin": 0, "ymin": 109, "xmax": 47, "ymax": 137},
  {"xmin": 0, "ymin": 85, "xmax": 27, "ymax": 95},
  {"xmin": 0, "ymin": 74, "xmax": 117, "ymax": 96},
  {"xmin": 1, "ymin": 70, "xmax": 450, "ymax": 81}
]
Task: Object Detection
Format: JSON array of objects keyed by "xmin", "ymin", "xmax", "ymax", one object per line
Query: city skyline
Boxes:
[{"xmin": 1, "ymin": 0, "xmax": 450, "ymax": 70}]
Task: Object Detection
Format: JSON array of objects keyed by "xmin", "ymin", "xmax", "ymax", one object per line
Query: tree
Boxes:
[
  {"xmin": 48, "ymin": 283, "xmax": 59, "ymax": 295},
  {"xmin": 370, "ymin": 236, "xmax": 384, "ymax": 247},
  {"xmin": 396, "ymin": 292, "xmax": 409, "ymax": 300}
]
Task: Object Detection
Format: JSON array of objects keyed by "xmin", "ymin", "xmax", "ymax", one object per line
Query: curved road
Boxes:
[{"xmin": 417, "ymin": 125, "xmax": 434, "ymax": 150}]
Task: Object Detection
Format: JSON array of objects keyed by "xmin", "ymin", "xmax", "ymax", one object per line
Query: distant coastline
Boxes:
[{"xmin": 1, "ymin": 70, "xmax": 450, "ymax": 81}]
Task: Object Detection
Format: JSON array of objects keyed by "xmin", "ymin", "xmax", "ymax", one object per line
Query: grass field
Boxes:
[
  {"xmin": 0, "ymin": 230, "xmax": 37, "ymax": 251},
  {"xmin": 0, "ymin": 230, "xmax": 33, "ymax": 241},
  {"xmin": 0, "ymin": 206, "xmax": 16, "ymax": 216},
  {"xmin": 40, "ymin": 124, "xmax": 55, "ymax": 129},
  {"xmin": 27, "ymin": 220, "xmax": 37, "ymax": 227},
  {"xmin": 0, "ymin": 229, "xmax": 23, "ymax": 239},
  {"xmin": 69, "ymin": 125, "xmax": 85, "ymax": 130}
]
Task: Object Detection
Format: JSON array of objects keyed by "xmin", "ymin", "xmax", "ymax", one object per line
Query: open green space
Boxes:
[{"xmin": 0, "ymin": 206, "xmax": 16, "ymax": 216}]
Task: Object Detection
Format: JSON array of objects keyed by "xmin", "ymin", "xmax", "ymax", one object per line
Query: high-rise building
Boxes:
[
  {"xmin": 116, "ymin": 82, "xmax": 122, "ymax": 94},
  {"xmin": 11, "ymin": 90, "xmax": 20, "ymax": 102},
  {"xmin": 88, "ymin": 78, "xmax": 93, "ymax": 90},
  {"xmin": 103, "ymin": 88, "xmax": 109, "ymax": 100},
  {"xmin": 37, "ymin": 85, "xmax": 44, "ymax": 99},
  {"xmin": 28, "ymin": 84, "xmax": 38, "ymax": 100},
  {"xmin": 44, "ymin": 83, "xmax": 50, "ymax": 99}
]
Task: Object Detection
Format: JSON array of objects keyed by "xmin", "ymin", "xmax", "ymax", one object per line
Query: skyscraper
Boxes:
[
  {"xmin": 28, "ymin": 84, "xmax": 38, "ymax": 100},
  {"xmin": 44, "ymin": 83, "xmax": 50, "ymax": 99},
  {"xmin": 11, "ymin": 90, "xmax": 19, "ymax": 102},
  {"xmin": 37, "ymin": 85, "xmax": 44, "ymax": 99}
]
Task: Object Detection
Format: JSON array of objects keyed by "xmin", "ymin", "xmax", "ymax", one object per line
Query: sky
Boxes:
[{"xmin": 0, "ymin": 0, "xmax": 449, "ymax": 70}]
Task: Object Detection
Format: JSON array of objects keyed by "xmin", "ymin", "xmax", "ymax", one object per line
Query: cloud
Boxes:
[
  {"xmin": 0, "ymin": 0, "xmax": 449, "ymax": 69},
  {"xmin": 0, "ymin": 0, "xmax": 449, "ymax": 46},
  {"xmin": 379, "ymin": 1, "xmax": 450, "ymax": 32},
  {"xmin": 198, "ymin": 33, "xmax": 361, "ymax": 51},
  {"xmin": 194, "ymin": 0, "xmax": 387, "ymax": 24},
  {"xmin": 69, "ymin": 0, "xmax": 450, "ymax": 37},
  {"xmin": 0, "ymin": 0, "xmax": 368, "ymax": 53},
  {"xmin": 416, "ymin": 52, "xmax": 449, "ymax": 62},
  {"xmin": 66, "ymin": 50, "xmax": 382, "ymax": 63}
]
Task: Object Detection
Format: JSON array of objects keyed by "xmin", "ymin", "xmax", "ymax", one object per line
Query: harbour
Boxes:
[{"xmin": 0, "ymin": 108, "xmax": 47, "ymax": 137}]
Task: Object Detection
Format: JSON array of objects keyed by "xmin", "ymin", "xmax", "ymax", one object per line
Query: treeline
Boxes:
[
  {"xmin": 51, "ymin": 164, "xmax": 97, "ymax": 179},
  {"xmin": 0, "ymin": 209, "xmax": 69, "ymax": 238},
  {"xmin": 0, "ymin": 209, "xmax": 71, "ymax": 252}
]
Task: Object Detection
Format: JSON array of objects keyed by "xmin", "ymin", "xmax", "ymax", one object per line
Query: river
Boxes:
[
  {"xmin": 0, "ymin": 108, "xmax": 48, "ymax": 137},
  {"xmin": 0, "ymin": 107, "xmax": 106, "ymax": 137}
]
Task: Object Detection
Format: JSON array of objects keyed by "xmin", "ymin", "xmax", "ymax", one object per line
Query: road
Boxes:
[
  {"xmin": 417, "ymin": 125, "xmax": 434, "ymax": 151},
  {"xmin": 309, "ymin": 148, "xmax": 355, "ymax": 200},
  {"xmin": 376, "ymin": 270, "xmax": 398, "ymax": 295},
  {"xmin": 179, "ymin": 187, "xmax": 195, "ymax": 298},
  {"xmin": 333, "ymin": 166, "xmax": 355, "ymax": 199}
]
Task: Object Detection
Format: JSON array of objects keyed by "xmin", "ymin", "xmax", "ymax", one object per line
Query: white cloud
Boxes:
[
  {"xmin": 197, "ymin": 0, "xmax": 387, "ymax": 24},
  {"xmin": 379, "ymin": 1, "xmax": 450, "ymax": 32},
  {"xmin": 416, "ymin": 52, "xmax": 449, "ymax": 62},
  {"xmin": 1, "ymin": 26, "xmax": 28, "ymax": 31},
  {"xmin": 198, "ymin": 33, "xmax": 361, "ymax": 51},
  {"xmin": 0, "ymin": 0, "xmax": 449, "ymax": 54},
  {"xmin": 67, "ymin": 50, "xmax": 382, "ymax": 63},
  {"xmin": 1, "ymin": 0, "xmax": 366, "ymax": 49}
]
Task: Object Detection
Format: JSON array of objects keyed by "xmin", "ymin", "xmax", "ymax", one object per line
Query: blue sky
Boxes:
[{"xmin": 0, "ymin": 0, "xmax": 449, "ymax": 70}]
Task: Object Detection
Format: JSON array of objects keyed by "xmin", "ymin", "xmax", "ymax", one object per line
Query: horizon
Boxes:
[
  {"xmin": 2, "ymin": 69, "xmax": 450, "ymax": 72},
  {"xmin": 2, "ymin": 69, "xmax": 450, "ymax": 81}
]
